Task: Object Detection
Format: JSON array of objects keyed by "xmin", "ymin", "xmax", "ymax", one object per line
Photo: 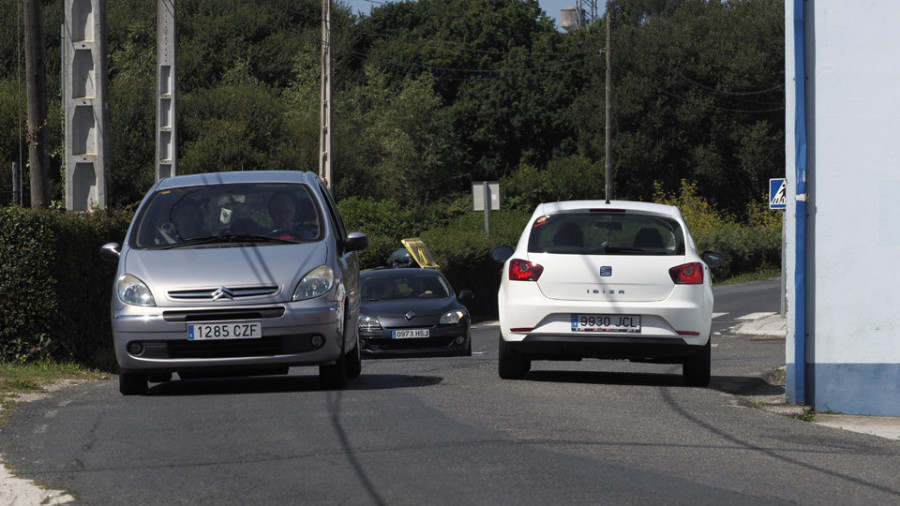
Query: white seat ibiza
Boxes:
[{"xmin": 491, "ymin": 200, "xmax": 723, "ymax": 386}]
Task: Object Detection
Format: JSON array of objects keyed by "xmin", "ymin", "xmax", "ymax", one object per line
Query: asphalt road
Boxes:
[{"xmin": 2, "ymin": 279, "xmax": 899, "ymax": 504}]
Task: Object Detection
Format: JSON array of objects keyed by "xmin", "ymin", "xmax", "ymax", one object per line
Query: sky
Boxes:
[{"xmin": 337, "ymin": 0, "xmax": 605, "ymax": 31}]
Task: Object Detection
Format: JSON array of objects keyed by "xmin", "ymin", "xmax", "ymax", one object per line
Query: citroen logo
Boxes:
[
  {"xmin": 211, "ymin": 286, "xmax": 235, "ymax": 301},
  {"xmin": 405, "ymin": 311, "xmax": 416, "ymax": 321}
]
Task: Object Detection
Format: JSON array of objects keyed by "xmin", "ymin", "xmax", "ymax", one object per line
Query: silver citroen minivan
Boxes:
[{"xmin": 100, "ymin": 171, "xmax": 368, "ymax": 394}]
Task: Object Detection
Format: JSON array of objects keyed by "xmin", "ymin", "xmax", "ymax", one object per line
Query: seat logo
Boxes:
[{"xmin": 211, "ymin": 286, "xmax": 235, "ymax": 301}]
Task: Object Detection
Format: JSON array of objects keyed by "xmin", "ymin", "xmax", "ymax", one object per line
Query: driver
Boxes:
[{"xmin": 267, "ymin": 190, "xmax": 316, "ymax": 240}]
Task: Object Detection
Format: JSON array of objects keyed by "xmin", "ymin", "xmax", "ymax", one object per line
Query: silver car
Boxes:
[{"xmin": 100, "ymin": 171, "xmax": 368, "ymax": 395}]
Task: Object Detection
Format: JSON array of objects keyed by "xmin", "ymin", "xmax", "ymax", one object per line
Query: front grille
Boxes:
[
  {"xmin": 168, "ymin": 285, "xmax": 279, "ymax": 301},
  {"xmin": 365, "ymin": 336, "xmax": 457, "ymax": 349},
  {"xmin": 162, "ymin": 307, "xmax": 285, "ymax": 322}
]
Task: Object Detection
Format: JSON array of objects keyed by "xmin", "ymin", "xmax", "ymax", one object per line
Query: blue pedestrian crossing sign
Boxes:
[{"xmin": 769, "ymin": 178, "xmax": 786, "ymax": 210}]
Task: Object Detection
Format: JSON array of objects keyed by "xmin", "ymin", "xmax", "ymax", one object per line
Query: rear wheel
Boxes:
[
  {"xmin": 119, "ymin": 371, "xmax": 148, "ymax": 395},
  {"xmin": 683, "ymin": 338, "xmax": 711, "ymax": 387},
  {"xmin": 498, "ymin": 336, "xmax": 530, "ymax": 379}
]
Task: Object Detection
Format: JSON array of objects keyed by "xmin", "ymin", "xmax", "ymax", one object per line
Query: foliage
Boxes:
[
  {"xmin": 0, "ymin": 207, "xmax": 58, "ymax": 362},
  {"xmin": 501, "ymin": 156, "xmax": 606, "ymax": 212},
  {"xmin": 0, "ymin": 208, "xmax": 130, "ymax": 369},
  {"xmin": 653, "ymin": 179, "xmax": 733, "ymax": 239}
]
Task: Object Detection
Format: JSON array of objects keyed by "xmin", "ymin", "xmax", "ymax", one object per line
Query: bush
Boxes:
[
  {"xmin": 421, "ymin": 209, "xmax": 530, "ymax": 318},
  {"xmin": 0, "ymin": 207, "xmax": 131, "ymax": 369}
]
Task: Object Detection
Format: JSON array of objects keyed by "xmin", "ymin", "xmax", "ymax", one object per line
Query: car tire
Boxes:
[
  {"xmin": 498, "ymin": 336, "xmax": 529, "ymax": 379},
  {"xmin": 119, "ymin": 371, "xmax": 148, "ymax": 395},
  {"xmin": 320, "ymin": 343, "xmax": 348, "ymax": 389},
  {"xmin": 683, "ymin": 338, "xmax": 711, "ymax": 387},
  {"xmin": 346, "ymin": 337, "xmax": 362, "ymax": 379}
]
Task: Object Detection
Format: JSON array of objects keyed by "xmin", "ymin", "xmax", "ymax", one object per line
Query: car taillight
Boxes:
[
  {"xmin": 508, "ymin": 259, "xmax": 543, "ymax": 281},
  {"xmin": 669, "ymin": 262, "xmax": 704, "ymax": 284}
]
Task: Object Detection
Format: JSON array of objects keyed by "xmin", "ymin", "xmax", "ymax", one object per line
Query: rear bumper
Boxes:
[{"xmin": 506, "ymin": 333, "xmax": 706, "ymax": 362}]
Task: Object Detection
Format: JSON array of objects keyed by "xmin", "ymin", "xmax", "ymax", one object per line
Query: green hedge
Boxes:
[{"xmin": 0, "ymin": 207, "xmax": 131, "ymax": 368}]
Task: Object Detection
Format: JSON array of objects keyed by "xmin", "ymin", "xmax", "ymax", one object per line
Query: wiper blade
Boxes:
[{"xmin": 159, "ymin": 234, "xmax": 295, "ymax": 248}]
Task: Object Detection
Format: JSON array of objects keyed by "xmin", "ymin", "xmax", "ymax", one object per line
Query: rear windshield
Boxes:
[
  {"xmin": 527, "ymin": 211, "xmax": 685, "ymax": 256},
  {"xmin": 131, "ymin": 183, "xmax": 322, "ymax": 249}
]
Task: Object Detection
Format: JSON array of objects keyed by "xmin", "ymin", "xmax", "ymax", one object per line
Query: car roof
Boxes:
[
  {"xmin": 533, "ymin": 200, "xmax": 681, "ymax": 218},
  {"xmin": 154, "ymin": 170, "xmax": 320, "ymax": 191}
]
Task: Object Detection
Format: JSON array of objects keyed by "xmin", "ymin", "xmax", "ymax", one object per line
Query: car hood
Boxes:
[{"xmin": 122, "ymin": 243, "xmax": 328, "ymax": 305}]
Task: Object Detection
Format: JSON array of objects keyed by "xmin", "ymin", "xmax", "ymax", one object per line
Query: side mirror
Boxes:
[
  {"xmin": 490, "ymin": 246, "xmax": 514, "ymax": 264},
  {"xmin": 100, "ymin": 242, "xmax": 121, "ymax": 263},
  {"xmin": 346, "ymin": 232, "xmax": 369, "ymax": 253},
  {"xmin": 701, "ymin": 250, "xmax": 725, "ymax": 269}
]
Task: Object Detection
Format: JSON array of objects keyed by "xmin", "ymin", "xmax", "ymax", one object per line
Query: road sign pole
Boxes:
[{"xmin": 483, "ymin": 182, "xmax": 489, "ymax": 237}]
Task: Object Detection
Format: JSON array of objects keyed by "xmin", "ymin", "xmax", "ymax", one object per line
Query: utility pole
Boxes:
[
  {"xmin": 604, "ymin": 9, "xmax": 612, "ymax": 203},
  {"xmin": 156, "ymin": 0, "xmax": 177, "ymax": 180},
  {"xmin": 319, "ymin": 0, "xmax": 333, "ymax": 191},
  {"xmin": 24, "ymin": 0, "xmax": 50, "ymax": 209}
]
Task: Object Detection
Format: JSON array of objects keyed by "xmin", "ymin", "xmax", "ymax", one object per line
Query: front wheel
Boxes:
[
  {"xmin": 119, "ymin": 371, "xmax": 148, "ymax": 395},
  {"xmin": 683, "ymin": 338, "xmax": 711, "ymax": 387},
  {"xmin": 498, "ymin": 336, "xmax": 530, "ymax": 379},
  {"xmin": 346, "ymin": 337, "xmax": 362, "ymax": 379}
]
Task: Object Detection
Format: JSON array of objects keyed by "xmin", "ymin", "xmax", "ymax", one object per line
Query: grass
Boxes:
[{"xmin": 0, "ymin": 361, "xmax": 110, "ymax": 413}]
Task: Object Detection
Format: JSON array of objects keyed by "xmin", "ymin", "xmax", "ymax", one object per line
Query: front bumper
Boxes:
[
  {"xmin": 111, "ymin": 301, "xmax": 344, "ymax": 373},
  {"xmin": 359, "ymin": 326, "xmax": 470, "ymax": 357}
]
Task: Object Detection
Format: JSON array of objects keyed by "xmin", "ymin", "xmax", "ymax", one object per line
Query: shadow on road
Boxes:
[
  {"xmin": 143, "ymin": 372, "xmax": 443, "ymax": 396},
  {"xmin": 505, "ymin": 369, "xmax": 785, "ymax": 397}
]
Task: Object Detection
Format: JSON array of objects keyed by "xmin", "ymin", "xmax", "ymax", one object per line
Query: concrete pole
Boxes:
[
  {"xmin": 63, "ymin": 0, "xmax": 108, "ymax": 210},
  {"xmin": 156, "ymin": 0, "xmax": 177, "ymax": 179}
]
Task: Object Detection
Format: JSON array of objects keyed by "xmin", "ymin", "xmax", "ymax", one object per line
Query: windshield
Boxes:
[
  {"xmin": 132, "ymin": 183, "xmax": 323, "ymax": 249},
  {"xmin": 361, "ymin": 272, "xmax": 451, "ymax": 301},
  {"xmin": 527, "ymin": 211, "xmax": 685, "ymax": 256}
]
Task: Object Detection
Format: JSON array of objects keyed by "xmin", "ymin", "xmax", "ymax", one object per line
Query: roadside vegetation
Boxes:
[{"xmin": 0, "ymin": 362, "xmax": 110, "ymax": 417}]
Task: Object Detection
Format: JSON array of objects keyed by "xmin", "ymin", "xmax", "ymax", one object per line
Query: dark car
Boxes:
[{"xmin": 358, "ymin": 269, "xmax": 472, "ymax": 357}]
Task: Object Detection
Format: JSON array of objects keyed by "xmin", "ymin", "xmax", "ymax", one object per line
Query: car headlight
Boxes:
[
  {"xmin": 117, "ymin": 274, "xmax": 156, "ymax": 307},
  {"xmin": 358, "ymin": 314, "xmax": 382, "ymax": 331},
  {"xmin": 440, "ymin": 309, "xmax": 466, "ymax": 325},
  {"xmin": 293, "ymin": 265, "xmax": 334, "ymax": 301}
]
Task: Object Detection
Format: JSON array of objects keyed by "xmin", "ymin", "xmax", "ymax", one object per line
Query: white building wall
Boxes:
[{"xmin": 786, "ymin": 1, "xmax": 900, "ymax": 415}]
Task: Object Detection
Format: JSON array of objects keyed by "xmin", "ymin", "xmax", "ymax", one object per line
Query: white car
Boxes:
[{"xmin": 491, "ymin": 200, "xmax": 723, "ymax": 386}]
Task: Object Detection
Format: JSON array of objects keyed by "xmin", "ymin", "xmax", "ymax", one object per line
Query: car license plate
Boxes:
[
  {"xmin": 392, "ymin": 329, "xmax": 430, "ymax": 339},
  {"xmin": 188, "ymin": 321, "xmax": 262, "ymax": 340},
  {"xmin": 571, "ymin": 314, "xmax": 641, "ymax": 333}
]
